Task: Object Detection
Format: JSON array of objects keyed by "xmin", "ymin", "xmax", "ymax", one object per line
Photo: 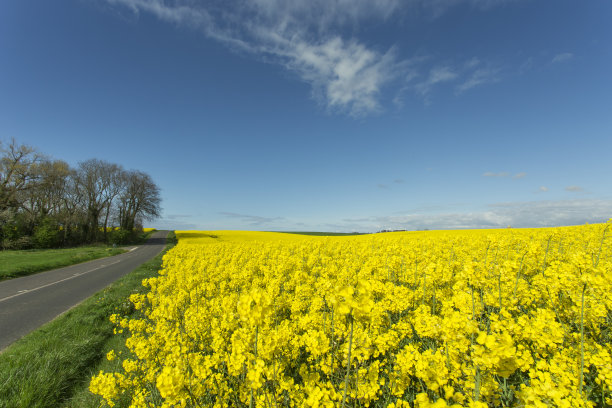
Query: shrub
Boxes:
[
  {"xmin": 108, "ymin": 229, "xmax": 136, "ymax": 245},
  {"xmin": 33, "ymin": 220, "xmax": 61, "ymax": 248}
]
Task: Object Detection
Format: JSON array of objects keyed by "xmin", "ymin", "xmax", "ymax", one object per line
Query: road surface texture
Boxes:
[{"xmin": 0, "ymin": 230, "xmax": 169, "ymax": 351}]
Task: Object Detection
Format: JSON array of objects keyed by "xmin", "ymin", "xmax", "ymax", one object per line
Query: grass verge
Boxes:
[
  {"xmin": 0, "ymin": 246, "xmax": 127, "ymax": 281},
  {"xmin": 0, "ymin": 232, "xmax": 176, "ymax": 408},
  {"xmin": 0, "ymin": 230, "xmax": 157, "ymax": 281}
]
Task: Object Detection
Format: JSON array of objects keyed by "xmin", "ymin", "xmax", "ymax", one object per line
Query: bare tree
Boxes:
[
  {"xmin": 101, "ymin": 166, "xmax": 125, "ymax": 241},
  {"xmin": 117, "ymin": 170, "xmax": 161, "ymax": 231},
  {"xmin": 1, "ymin": 138, "xmax": 162, "ymax": 247},
  {"xmin": 59, "ymin": 169, "xmax": 86, "ymax": 244},
  {"xmin": 0, "ymin": 139, "xmax": 43, "ymax": 212},
  {"xmin": 21, "ymin": 160, "xmax": 71, "ymax": 219},
  {"xmin": 74, "ymin": 159, "xmax": 122, "ymax": 242}
]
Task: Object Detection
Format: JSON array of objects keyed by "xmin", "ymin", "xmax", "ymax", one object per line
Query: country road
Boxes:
[{"xmin": 0, "ymin": 230, "xmax": 169, "ymax": 351}]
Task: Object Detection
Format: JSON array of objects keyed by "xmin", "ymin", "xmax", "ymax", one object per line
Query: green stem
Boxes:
[
  {"xmin": 542, "ymin": 236, "xmax": 552, "ymax": 277},
  {"xmin": 498, "ymin": 269, "xmax": 502, "ymax": 311},
  {"xmin": 250, "ymin": 326, "xmax": 259, "ymax": 408},
  {"xmin": 513, "ymin": 253, "xmax": 526, "ymax": 298},
  {"xmin": 471, "ymin": 286, "xmax": 480, "ymax": 402},
  {"xmin": 341, "ymin": 314, "xmax": 354, "ymax": 408},
  {"xmin": 595, "ymin": 224, "xmax": 609, "ymax": 267}
]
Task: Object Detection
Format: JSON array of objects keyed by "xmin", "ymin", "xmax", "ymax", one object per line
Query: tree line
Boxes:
[{"xmin": 0, "ymin": 138, "xmax": 161, "ymax": 249}]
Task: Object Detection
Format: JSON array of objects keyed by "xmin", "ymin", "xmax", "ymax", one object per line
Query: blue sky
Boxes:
[{"xmin": 1, "ymin": 0, "xmax": 611, "ymax": 232}]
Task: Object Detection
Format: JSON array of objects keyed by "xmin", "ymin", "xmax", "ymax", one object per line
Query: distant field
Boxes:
[
  {"xmin": 0, "ymin": 247, "xmax": 126, "ymax": 281},
  {"xmin": 278, "ymin": 231, "xmax": 368, "ymax": 236}
]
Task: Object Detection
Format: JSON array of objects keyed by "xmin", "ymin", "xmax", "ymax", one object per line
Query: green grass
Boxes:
[
  {"xmin": 0, "ymin": 232, "xmax": 175, "ymax": 408},
  {"xmin": 0, "ymin": 246, "xmax": 127, "ymax": 281},
  {"xmin": 0, "ymin": 230, "xmax": 157, "ymax": 281}
]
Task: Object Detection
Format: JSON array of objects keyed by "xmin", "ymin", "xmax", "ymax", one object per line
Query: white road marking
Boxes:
[
  {"xmin": 129, "ymin": 247, "xmax": 138, "ymax": 252},
  {"xmin": 0, "ymin": 259, "xmax": 122, "ymax": 303}
]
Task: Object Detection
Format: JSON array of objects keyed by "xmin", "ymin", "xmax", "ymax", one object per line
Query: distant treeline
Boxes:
[{"xmin": 0, "ymin": 138, "xmax": 161, "ymax": 249}]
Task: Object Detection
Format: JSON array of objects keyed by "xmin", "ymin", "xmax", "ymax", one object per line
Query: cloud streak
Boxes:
[
  {"xmin": 220, "ymin": 211, "xmax": 285, "ymax": 225},
  {"xmin": 482, "ymin": 171, "xmax": 526, "ymax": 178},
  {"xmin": 340, "ymin": 199, "xmax": 612, "ymax": 231},
  {"xmin": 105, "ymin": 0, "xmax": 517, "ymax": 114},
  {"xmin": 483, "ymin": 171, "xmax": 510, "ymax": 177},
  {"xmin": 552, "ymin": 52, "xmax": 574, "ymax": 64},
  {"xmin": 456, "ymin": 66, "xmax": 500, "ymax": 93},
  {"xmin": 106, "ymin": 0, "xmax": 410, "ymax": 116}
]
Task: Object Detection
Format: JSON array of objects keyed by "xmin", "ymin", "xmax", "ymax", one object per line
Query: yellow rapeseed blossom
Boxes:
[{"xmin": 91, "ymin": 224, "xmax": 612, "ymax": 407}]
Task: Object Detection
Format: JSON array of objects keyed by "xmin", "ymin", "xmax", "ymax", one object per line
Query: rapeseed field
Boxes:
[{"xmin": 91, "ymin": 222, "xmax": 612, "ymax": 407}]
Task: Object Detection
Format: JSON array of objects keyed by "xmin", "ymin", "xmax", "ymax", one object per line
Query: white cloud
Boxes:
[
  {"xmin": 220, "ymin": 211, "xmax": 285, "ymax": 225},
  {"xmin": 105, "ymin": 0, "xmax": 519, "ymax": 113},
  {"xmin": 456, "ymin": 66, "xmax": 500, "ymax": 93},
  {"xmin": 152, "ymin": 218, "xmax": 201, "ymax": 230},
  {"xmin": 552, "ymin": 52, "xmax": 574, "ymax": 64},
  {"xmin": 423, "ymin": 0, "xmax": 522, "ymax": 18},
  {"xmin": 464, "ymin": 57, "xmax": 481, "ymax": 69},
  {"xmin": 565, "ymin": 185, "xmax": 584, "ymax": 192},
  {"xmin": 281, "ymin": 38, "xmax": 406, "ymax": 115},
  {"xmin": 106, "ymin": 0, "xmax": 409, "ymax": 116},
  {"xmin": 519, "ymin": 57, "xmax": 534, "ymax": 74},
  {"xmin": 415, "ymin": 66, "xmax": 458, "ymax": 97},
  {"xmin": 538, "ymin": 186, "xmax": 549, "ymax": 192},
  {"xmin": 339, "ymin": 199, "xmax": 612, "ymax": 231},
  {"xmin": 482, "ymin": 171, "xmax": 526, "ymax": 178},
  {"xmin": 483, "ymin": 171, "xmax": 509, "ymax": 177}
]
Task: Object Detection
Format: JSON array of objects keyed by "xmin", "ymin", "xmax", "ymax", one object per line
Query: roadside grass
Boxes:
[
  {"xmin": 0, "ymin": 232, "xmax": 175, "ymax": 408},
  {"xmin": 0, "ymin": 230, "xmax": 156, "ymax": 281},
  {"xmin": 0, "ymin": 246, "xmax": 127, "ymax": 281}
]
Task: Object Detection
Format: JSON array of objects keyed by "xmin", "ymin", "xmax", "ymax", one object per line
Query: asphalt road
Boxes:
[{"xmin": 0, "ymin": 230, "xmax": 169, "ymax": 351}]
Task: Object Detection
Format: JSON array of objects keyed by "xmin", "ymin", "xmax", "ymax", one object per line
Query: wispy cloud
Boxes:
[
  {"xmin": 538, "ymin": 186, "xmax": 549, "ymax": 192},
  {"xmin": 565, "ymin": 185, "xmax": 584, "ymax": 192},
  {"xmin": 105, "ymin": 0, "xmax": 515, "ymax": 114},
  {"xmin": 552, "ymin": 52, "xmax": 574, "ymax": 64},
  {"xmin": 456, "ymin": 66, "xmax": 500, "ymax": 93},
  {"xmin": 106, "ymin": 0, "xmax": 410, "ymax": 116},
  {"xmin": 415, "ymin": 66, "xmax": 458, "ymax": 97},
  {"xmin": 340, "ymin": 199, "xmax": 612, "ymax": 231},
  {"xmin": 220, "ymin": 211, "xmax": 284, "ymax": 225},
  {"xmin": 482, "ymin": 171, "xmax": 526, "ymax": 179},
  {"xmin": 164, "ymin": 213, "xmax": 192, "ymax": 220},
  {"xmin": 423, "ymin": 0, "xmax": 523, "ymax": 18},
  {"xmin": 152, "ymin": 218, "xmax": 201, "ymax": 230},
  {"xmin": 518, "ymin": 57, "xmax": 534, "ymax": 74}
]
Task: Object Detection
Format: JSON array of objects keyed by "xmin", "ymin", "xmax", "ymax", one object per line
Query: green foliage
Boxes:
[
  {"xmin": 1, "ymin": 138, "xmax": 161, "ymax": 250},
  {"xmin": 2, "ymin": 235, "xmax": 32, "ymax": 250},
  {"xmin": 33, "ymin": 218, "xmax": 62, "ymax": 248},
  {"xmin": 165, "ymin": 230, "xmax": 178, "ymax": 245},
  {"xmin": 107, "ymin": 229, "xmax": 136, "ymax": 245}
]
